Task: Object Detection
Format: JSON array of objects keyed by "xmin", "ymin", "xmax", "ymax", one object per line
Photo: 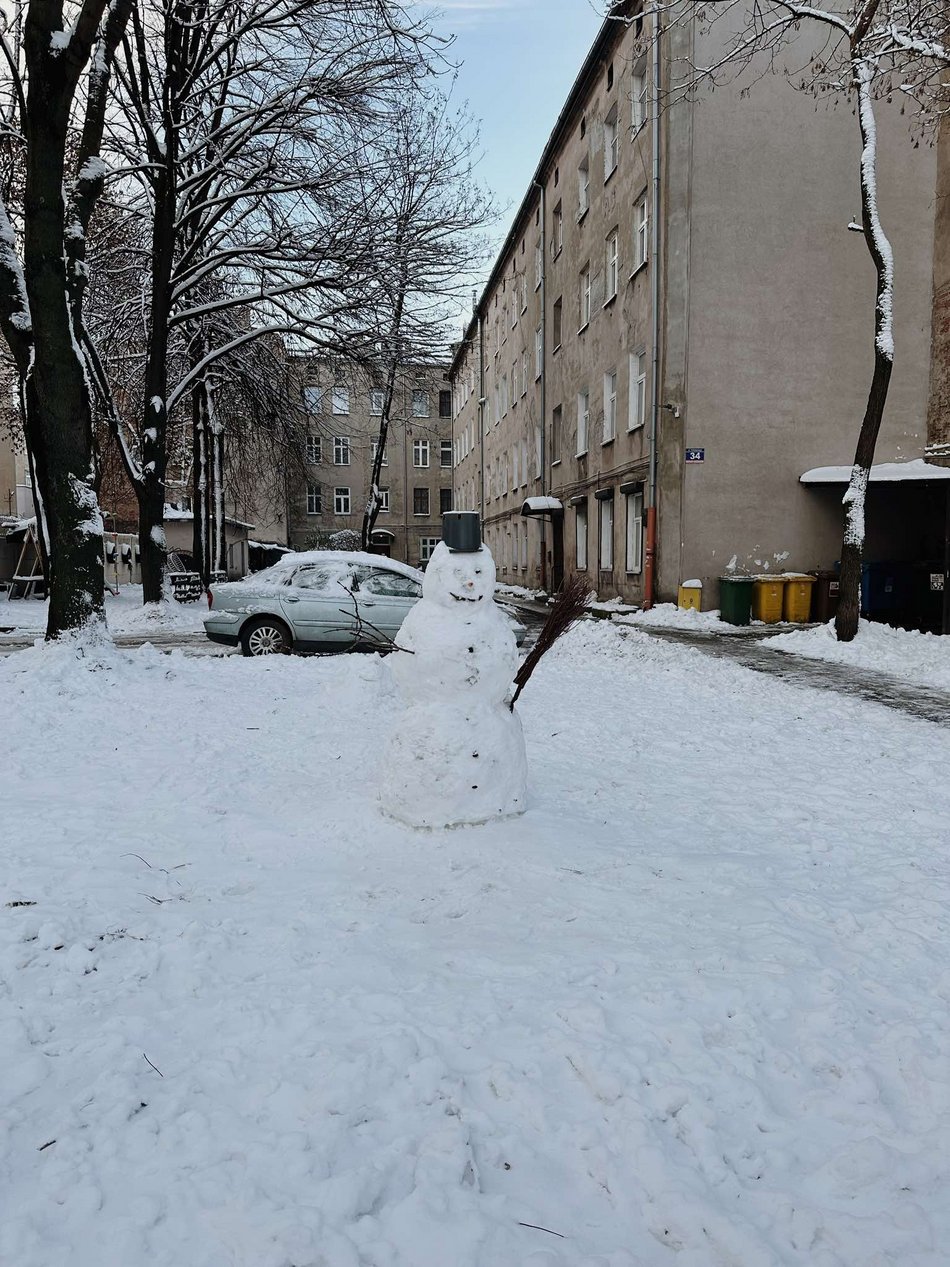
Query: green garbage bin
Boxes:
[{"xmin": 719, "ymin": 575, "xmax": 754, "ymax": 626}]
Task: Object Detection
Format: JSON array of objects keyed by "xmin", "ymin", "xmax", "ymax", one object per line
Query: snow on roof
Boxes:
[
  {"xmin": 521, "ymin": 496, "xmax": 564, "ymax": 514},
  {"xmin": 800, "ymin": 459, "xmax": 950, "ymax": 484},
  {"xmin": 163, "ymin": 504, "xmax": 256, "ymax": 529},
  {"xmin": 247, "ymin": 540, "xmax": 291, "ymax": 552}
]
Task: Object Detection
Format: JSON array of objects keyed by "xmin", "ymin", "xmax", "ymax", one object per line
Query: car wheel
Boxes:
[{"xmin": 240, "ymin": 616, "xmax": 292, "ymax": 657}]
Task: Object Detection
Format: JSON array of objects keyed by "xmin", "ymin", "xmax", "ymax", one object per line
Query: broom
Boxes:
[{"xmin": 509, "ymin": 574, "xmax": 591, "ymax": 709}]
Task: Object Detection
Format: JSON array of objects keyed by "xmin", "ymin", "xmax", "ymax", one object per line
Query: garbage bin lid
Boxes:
[
  {"xmin": 782, "ymin": 572, "xmax": 815, "ymax": 580},
  {"xmin": 719, "ymin": 574, "xmax": 753, "ymax": 583}
]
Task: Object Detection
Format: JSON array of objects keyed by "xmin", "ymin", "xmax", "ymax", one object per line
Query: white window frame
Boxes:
[
  {"xmin": 306, "ymin": 434, "xmax": 322, "ymax": 464},
  {"xmin": 603, "ymin": 370, "xmax": 617, "ymax": 442},
  {"xmin": 552, "ymin": 202, "xmax": 563, "ymax": 256},
  {"xmin": 334, "ymin": 486, "xmax": 351, "ymax": 514},
  {"xmin": 579, "ymin": 265, "xmax": 591, "ymax": 330},
  {"xmin": 379, "ymin": 487, "xmax": 390, "ymax": 512},
  {"xmin": 306, "ymin": 483, "xmax": 321, "ymax": 515},
  {"xmin": 534, "ymin": 239, "xmax": 543, "ymax": 289},
  {"xmin": 576, "ymin": 502, "xmax": 588, "ymax": 570},
  {"xmin": 632, "ymin": 63, "xmax": 648, "ymax": 132},
  {"xmin": 521, "ymin": 350, "xmax": 528, "ymax": 396},
  {"xmin": 412, "ymin": 389, "xmax": 430, "ymax": 418},
  {"xmin": 420, "ymin": 537, "xmax": 440, "ymax": 563},
  {"xmin": 521, "ymin": 438, "xmax": 528, "ymax": 487},
  {"xmin": 370, "ymin": 389, "xmax": 385, "ymax": 416},
  {"xmin": 578, "ymin": 157, "xmax": 590, "ymax": 217},
  {"xmin": 605, "ymin": 230, "xmax": 619, "ymax": 301},
  {"xmin": 576, "ymin": 390, "xmax": 590, "ymax": 456},
  {"xmin": 412, "ymin": 438, "xmax": 430, "ymax": 468},
  {"xmin": 629, "ymin": 350, "xmax": 647, "ymax": 431},
  {"xmin": 551, "ymin": 404, "xmax": 562, "ymax": 464},
  {"xmin": 625, "ymin": 490, "xmax": 644, "ymax": 573},
  {"xmin": 604, "ymin": 107, "xmax": 619, "ymax": 181},
  {"xmin": 371, "ymin": 439, "xmax": 388, "ymax": 466},
  {"xmin": 333, "ymin": 435, "xmax": 350, "ymax": 466},
  {"xmin": 303, "ymin": 385, "xmax": 323, "ymax": 413},
  {"xmin": 599, "ymin": 496, "xmax": 614, "ymax": 570},
  {"xmin": 331, "ymin": 385, "xmax": 349, "ymax": 415},
  {"xmin": 634, "ymin": 195, "xmax": 649, "ymax": 269},
  {"xmin": 534, "ymin": 325, "xmax": 543, "ymax": 379},
  {"xmin": 440, "ymin": 439, "xmax": 452, "ymax": 468}
]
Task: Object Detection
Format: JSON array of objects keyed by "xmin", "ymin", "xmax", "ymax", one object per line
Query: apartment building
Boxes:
[
  {"xmin": 451, "ymin": 4, "xmax": 938, "ymax": 606},
  {"xmin": 287, "ymin": 360, "xmax": 454, "ymax": 568}
]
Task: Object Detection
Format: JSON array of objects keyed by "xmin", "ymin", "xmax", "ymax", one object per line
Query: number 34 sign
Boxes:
[{"xmin": 685, "ymin": 448, "xmax": 705, "ymax": 463}]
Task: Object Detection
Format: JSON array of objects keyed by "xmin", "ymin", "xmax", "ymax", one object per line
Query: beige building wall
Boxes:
[
  {"xmin": 927, "ymin": 114, "xmax": 950, "ymax": 464},
  {"xmin": 288, "ymin": 361, "xmax": 453, "ymax": 569}
]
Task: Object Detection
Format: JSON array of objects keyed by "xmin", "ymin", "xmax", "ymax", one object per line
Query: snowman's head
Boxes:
[{"xmin": 422, "ymin": 542, "xmax": 496, "ymax": 608}]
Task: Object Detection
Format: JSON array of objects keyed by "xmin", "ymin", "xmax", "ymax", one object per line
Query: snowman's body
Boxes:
[{"xmin": 379, "ymin": 542, "xmax": 527, "ymax": 828}]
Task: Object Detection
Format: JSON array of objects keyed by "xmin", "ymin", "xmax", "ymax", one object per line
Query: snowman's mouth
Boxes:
[{"xmin": 451, "ymin": 592, "xmax": 482, "ymax": 602}]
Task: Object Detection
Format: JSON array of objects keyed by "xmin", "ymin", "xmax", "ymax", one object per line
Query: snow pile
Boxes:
[
  {"xmin": 617, "ymin": 601, "xmax": 737, "ymax": 632},
  {"xmin": 495, "ymin": 582, "xmax": 547, "ymax": 603},
  {"xmin": 381, "ymin": 542, "xmax": 526, "ymax": 827},
  {"xmin": 2, "ymin": 622, "xmax": 949, "ymax": 1265},
  {"xmin": 765, "ymin": 618, "xmax": 950, "ymax": 692}
]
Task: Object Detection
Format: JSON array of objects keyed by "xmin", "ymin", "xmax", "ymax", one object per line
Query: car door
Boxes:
[
  {"xmin": 353, "ymin": 567, "xmax": 423, "ymax": 644},
  {"xmin": 279, "ymin": 564, "xmax": 359, "ymax": 649}
]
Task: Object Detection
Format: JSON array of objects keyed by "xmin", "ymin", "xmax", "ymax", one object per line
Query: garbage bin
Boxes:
[
  {"xmin": 752, "ymin": 575, "xmax": 786, "ymax": 624},
  {"xmin": 719, "ymin": 575, "xmax": 754, "ymax": 626},
  {"xmin": 811, "ymin": 569, "xmax": 840, "ymax": 622},
  {"xmin": 677, "ymin": 579, "xmax": 702, "ymax": 611},
  {"xmin": 782, "ymin": 573, "xmax": 816, "ymax": 623}
]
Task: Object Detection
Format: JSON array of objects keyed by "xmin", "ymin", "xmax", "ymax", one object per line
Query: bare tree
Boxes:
[
  {"xmin": 87, "ymin": 0, "xmax": 445, "ymax": 604},
  {"xmin": 359, "ymin": 93, "xmax": 492, "ymax": 549},
  {"xmin": 0, "ymin": 0, "xmax": 134, "ymax": 638},
  {"xmin": 619, "ymin": 0, "xmax": 947, "ymax": 640}
]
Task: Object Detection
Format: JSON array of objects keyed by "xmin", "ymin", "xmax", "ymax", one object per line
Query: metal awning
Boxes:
[
  {"xmin": 801, "ymin": 459, "xmax": 950, "ymax": 485},
  {"xmin": 521, "ymin": 496, "xmax": 563, "ymax": 516},
  {"xmin": 370, "ymin": 528, "xmax": 396, "ymax": 541}
]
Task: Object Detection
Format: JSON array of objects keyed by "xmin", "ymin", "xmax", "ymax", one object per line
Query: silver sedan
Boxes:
[{"xmin": 204, "ymin": 550, "xmax": 526, "ymax": 656}]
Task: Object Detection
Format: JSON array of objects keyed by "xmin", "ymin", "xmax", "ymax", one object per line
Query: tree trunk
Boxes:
[
  {"xmin": 835, "ymin": 61, "xmax": 895, "ymax": 642},
  {"xmin": 22, "ymin": 14, "xmax": 105, "ymax": 638}
]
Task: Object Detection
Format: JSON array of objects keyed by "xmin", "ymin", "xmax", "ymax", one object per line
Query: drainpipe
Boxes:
[
  {"xmin": 534, "ymin": 179, "xmax": 547, "ymax": 590},
  {"xmin": 643, "ymin": 6, "xmax": 662, "ymax": 609}
]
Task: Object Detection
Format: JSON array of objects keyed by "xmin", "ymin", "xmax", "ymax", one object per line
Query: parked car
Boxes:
[{"xmin": 204, "ymin": 550, "xmax": 527, "ymax": 656}]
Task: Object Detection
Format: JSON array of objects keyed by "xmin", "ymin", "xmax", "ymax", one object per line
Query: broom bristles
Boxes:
[{"xmin": 510, "ymin": 574, "xmax": 591, "ymax": 708}]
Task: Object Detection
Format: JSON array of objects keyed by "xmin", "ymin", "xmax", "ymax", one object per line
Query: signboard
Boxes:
[
  {"xmin": 685, "ymin": 448, "xmax": 705, "ymax": 463},
  {"xmin": 931, "ymin": 573, "xmax": 945, "ymax": 592}
]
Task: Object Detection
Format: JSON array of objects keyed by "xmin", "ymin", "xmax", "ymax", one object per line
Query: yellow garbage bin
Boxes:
[
  {"xmin": 752, "ymin": 575, "xmax": 786, "ymax": 623},
  {"xmin": 783, "ymin": 573, "xmax": 816, "ymax": 623},
  {"xmin": 677, "ymin": 580, "xmax": 702, "ymax": 611}
]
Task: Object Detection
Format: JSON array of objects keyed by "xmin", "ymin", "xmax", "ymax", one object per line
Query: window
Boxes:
[
  {"xmin": 440, "ymin": 439, "xmax": 452, "ymax": 468},
  {"xmin": 552, "ymin": 202, "xmax": 563, "ymax": 256},
  {"xmin": 413, "ymin": 487, "xmax": 430, "ymax": 516},
  {"xmin": 420, "ymin": 537, "xmax": 440, "ymax": 564},
  {"xmin": 306, "ymin": 434, "xmax": 322, "ymax": 464},
  {"xmin": 332, "ymin": 385, "xmax": 349, "ymax": 415},
  {"xmin": 520, "ymin": 520, "xmax": 528, "ymax": 566},
  {"xmin": 635, "ymin": 195, "xmax": 649, "ymax": 268},
  {"xmin": 512, "ymin": 444, "xmax": 519, "ymax": 488},
  {"xmin": 535, "ymin": 239, "xmax": 543, "ymax": 289},
  {"xmin": 606, "ymin": 61, "xmax": 614, "ymax": 90},
  {"xmin": 605, "ymin": 230, "xmax": 619, "ymax": 301},
  {"xmin": 599, "ymin": 496, "xmax": 614, "ymax": 570},
  {"xmin": 521, "ymin": 438, "xmax": 528, "ymax": 486},
  {"xmin": 439, "ymin": 389, "xmax": 452, "ymax": 418},
  {"xmin": 521, "ymin": 350, "xmax": 527, "ymax": 396},
  {"xmin": 362, "ymin": 569, "xmax": 421, "ymax": 598},
  {"xmin": 334, "ymin": 486, "xmax": 351, "ymax": 514},
  {"xmin": 412, "ymin": 389, "xmax": 430, "ymax": 418},
  {"xmin": 603, "ymin": 370, "xmax": 618, "ymax": 442},
  {"xmin": 371, "ymin": 439, "xmax": 388, "ymax": 466},
  {"xmin": 370, "ymin": 389, "xmax": 385, "ymax": 416},
  {"xmin": 629, "ymin": 350, "xmax": 647, "ymax": 430},
  {"xmin": 604, "ymin": 106, "xmax": 619, "ymax": 180},
  {"xmin": 303, "ymin": 385, "xmax": 323, "ymax": 413},
  {"xmin": 632, "ymin": 62, "xmax": 648, "ymax": 131},
  {"xmin": 578, "ymin": 157, "xmax": 590, "ymax": 217},
  {"xmin": 579, "ymin": 266, "xmax": 591, "ymax": 329},
  {"xmin": 520, "ymin": 274, "xmax": 528, "ymax": 313},
  {"xmin": 333, "ymin": 436, "xmax": 350, "ymax": 465},
  {"xmin": 576, "ymin": 390, "xmax": 590, "ymax": 455},
  {"xmin": 379, "ymin": 487, "xmax": 390, "ymax": 512},
  {"xmin": 576, "ymin": 502, "xmax": 588, "ymax": 570},
  {"xmin": 553, "ymin": 297, "xmax": 563, "ymax": 349},
  {"xmin": 625, "ymin": 490, "xmax": 644, "ymax": 573},
  {"xmin": 413, "ymin": 439, "xmax": 430, "ymax": 468},
  {"xmin": 306, "ymin": 483, "xmax": 322, "ymax": 515},
  {"xmin": 440, "ymin": 486, "xmax": 453, "ymax": 514},
  {"xmin": 293, "ymin": 566, "xmax": 334, "ymax": 591},
  {"xmin": 551, "ymin": 404, "xmax": 562, "ymax": 464},
  {"xmin": 534, "ymin": 325, "xmax": 543, "ymax": 379}
]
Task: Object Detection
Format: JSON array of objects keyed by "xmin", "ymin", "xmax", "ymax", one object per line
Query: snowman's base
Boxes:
[{"xmin": 378, "ymin": 700, "xmax": 527, "ymax": 830}]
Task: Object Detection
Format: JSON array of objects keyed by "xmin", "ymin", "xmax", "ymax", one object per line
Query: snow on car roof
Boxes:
[{"xmin": 252, "ymin": 550, "xmax": 424, "ymax": 586}]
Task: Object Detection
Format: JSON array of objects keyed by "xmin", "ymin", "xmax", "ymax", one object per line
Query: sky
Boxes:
[{"xmin": 428, "ymin": 0, "xmax": 605, "ymax": 306}]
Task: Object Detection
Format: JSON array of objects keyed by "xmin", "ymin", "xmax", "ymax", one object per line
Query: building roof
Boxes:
[
  {"xmin": 800, "ymin": 459, "xmax": 950, "ymax": 484},
  {"xmin": 449, "ymin": 4, "xmax": 632, "ymax": 378}
]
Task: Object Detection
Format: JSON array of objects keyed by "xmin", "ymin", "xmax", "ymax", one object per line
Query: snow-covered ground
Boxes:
[
  {"xmin": 765, "ymin": 618, "xmax": 950, "ymax": 693},
  {"xmin": 0, "ymin": 586, "xmax": 209, "ymax": 636},
  {"xmin": 3, "ymin": 623, "xmax": 949, "ymax": 1266},
  {"xmin": 616, "ymin": 601, "xmax": 738, "ymax": 633}
]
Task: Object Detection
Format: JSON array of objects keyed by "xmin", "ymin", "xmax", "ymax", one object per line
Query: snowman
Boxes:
[{"xmin": 378, "ymin": 537, "xmax": 527, "ymax": 828}]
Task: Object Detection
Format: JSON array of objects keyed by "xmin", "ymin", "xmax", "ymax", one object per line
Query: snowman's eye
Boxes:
[{"xmin": 474, "ymin": 570, "xmax": 482, "ymax": 575}]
